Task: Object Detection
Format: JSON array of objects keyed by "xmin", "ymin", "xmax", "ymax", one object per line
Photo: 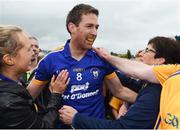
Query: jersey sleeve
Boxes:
[
  {"xmin": 115, "ymin": 71, "xmax": 142, "ymax": 93},
  {"xmin": 33, "ymin": 56, "xmax": 53, "ymax": 86},
  {"xmin": 105, "ymin": 72, "xmax": 116, "ymax": 79},
  {"xmin": 153, "ymin": 64, "xmax": 179, "ymax": 85},
  {"xmin": 109, "ymin": 96, "xmax": 123, "ymax": 110},
  {"xmin": 103, "ymin": 59, "xmax": 117, "ymax": 79}
]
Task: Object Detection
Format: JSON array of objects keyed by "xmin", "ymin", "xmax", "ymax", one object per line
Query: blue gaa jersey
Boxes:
[{"xmin": 34, "ymin": 39, "xmax": 116, "ymax": 118}]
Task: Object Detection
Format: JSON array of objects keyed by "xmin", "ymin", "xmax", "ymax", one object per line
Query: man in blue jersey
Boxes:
[{"xmin": 27, "ymin": 3, "xmax": 137, "ymax": 128}]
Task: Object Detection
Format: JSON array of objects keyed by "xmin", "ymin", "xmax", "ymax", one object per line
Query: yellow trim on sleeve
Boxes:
[
  {"xmin": 105, "ymin": 72, "xmax": 116, "ymax": 79},
  {"xmin": 31, "ymin": 79, "xmax": 49, "ymax": 86},
  {"xmin": 109, "ymin": 96, "xmax": 123, "ymax": 110}
]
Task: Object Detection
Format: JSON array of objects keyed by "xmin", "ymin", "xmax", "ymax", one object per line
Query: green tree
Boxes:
[{"xmin": 126, "ymin": 49, "xmax": 132, "ymax": 59}]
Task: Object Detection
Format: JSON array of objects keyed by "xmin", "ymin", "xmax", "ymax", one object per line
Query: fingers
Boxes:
[
  {"xmin": 51, "ymin": 75, "xmax": 55, "ymax": 82},
  {"xmin": 55, "ymin": 70, "xmax": 70, "ymax": 87},
  {"xmin": 60, "ymin": 105, "xmax": 73, "ymax": 112},
  {"xmin": 59, "ymin": 105, "xmax": 77, "ymax": 115},
  {"xmin": 66, "ymin": 77, "xmax": 70, "ymax": 86},
  {"xmin": 56, "ymin": 69, "xmax": 69, "ymax": 83},
  {"xmin": 49, "ymin": 75, "xmax": 55, "ymax": 92},
  {"xmin": 59, "ymin": 105, "xmax": 72, "ymax": 124},
  {"xmin": 51, "ymin": 69, "xmax": 69, "ymax": 85},
  {"xmin": 50, "ymin": 69, "xmax": 70, "ymax": 94},
  {"xmin": 59, "ymin": 105, "xmax": 78, "ymax": 125},
  {"xmin": 59, "ymin": 108, "xmax": 64, "ymax": 120},
  {"xmin": 50, "ymin": 75, "xmax": 55, "ymax": 86},
  {"xmin": 92, "ymin": 47, "xmax": 100, "ymax": 51}
]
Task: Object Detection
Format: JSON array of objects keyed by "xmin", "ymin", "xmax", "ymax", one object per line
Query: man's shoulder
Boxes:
[
  {"xmin": 52, "ymin": 45, "xmax": 65, "ymax": 51},
  {"xmin": 44, "ymin": 49, "xmax": 65, "ymax": 60},
  {"xmin": 89, "ymin": 49, "xmax": 104, "ymax": 60}
]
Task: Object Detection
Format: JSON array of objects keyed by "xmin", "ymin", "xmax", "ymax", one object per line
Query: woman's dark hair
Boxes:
[{"xmin": 148, "ymin": 36, "xmax": 180, "ymax": 64}]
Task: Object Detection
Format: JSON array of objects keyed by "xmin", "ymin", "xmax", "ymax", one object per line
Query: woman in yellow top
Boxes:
[{"xmin": 94, "ymin": 39, "xmax": 180, "ymax": 129}]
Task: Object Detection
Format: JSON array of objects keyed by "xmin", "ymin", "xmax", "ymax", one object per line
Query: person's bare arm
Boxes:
[
  {"xmin": 105, "ymin": 76, "xmax": 137, "ymax": 103},
  {"xmin": 27, "ymin": 79, "xmax": 44, "ymax": 99},
  {"xmin": 27, "ymin": 70, "xmax": 70, "ymax": 99},
  {"xmin": 94, "ymin": 47, "xmax": 159, "ymax": 83}
]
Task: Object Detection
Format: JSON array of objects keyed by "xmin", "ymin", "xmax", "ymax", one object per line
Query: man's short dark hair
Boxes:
[{"xmin": 66, "ymin": 3, "xmax": 99, "ymax": 34}]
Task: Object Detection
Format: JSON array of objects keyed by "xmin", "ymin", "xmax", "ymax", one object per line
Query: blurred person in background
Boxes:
[{"xmin": 20, "ymin": 36, "xmax": 41, "ymax": 86}]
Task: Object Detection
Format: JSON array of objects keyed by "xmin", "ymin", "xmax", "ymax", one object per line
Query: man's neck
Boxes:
[{"xmin": 69, "ymin": 41, "xmax": 88, "ymax": 61}]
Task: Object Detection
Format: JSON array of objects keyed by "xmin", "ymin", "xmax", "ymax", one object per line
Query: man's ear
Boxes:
[
  {"xmin": 68, "ymin": 22, "xmax": 77, "ymax": 34},
  {"xmin": 156, "ymin": 57, "xmax": 165, "ymax": 65},
  {"xmin": 2, "ymin": 54, "xmax": 14, "ymax": 66}
]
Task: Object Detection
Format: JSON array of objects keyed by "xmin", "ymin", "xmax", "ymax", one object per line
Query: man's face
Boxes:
[
  {"xmin": 72, "ymin": 13, "xmax": 99, "ymax": 50},
  {"xmin": 30, "ymin": 38, "xmax": 40, "ymax": 61}
]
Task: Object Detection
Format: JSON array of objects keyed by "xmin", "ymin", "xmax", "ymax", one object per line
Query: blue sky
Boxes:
[{"xmin": 1, "ymin": 0, "xmax": 180, "ymax": 54}]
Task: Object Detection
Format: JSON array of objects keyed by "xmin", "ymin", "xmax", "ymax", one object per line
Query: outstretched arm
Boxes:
[
  {"xmin": 94, "ymin": 47, "xmax": 159, "ymax": 83},
  {"xmin": 59, "ymin": 105, "xmax": 125, "ymax": 129}
]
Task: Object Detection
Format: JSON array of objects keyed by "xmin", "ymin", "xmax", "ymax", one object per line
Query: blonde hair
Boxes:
[{"xmin": 0, "ymin": 25, "xmax": 23, "ymax": 67}]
